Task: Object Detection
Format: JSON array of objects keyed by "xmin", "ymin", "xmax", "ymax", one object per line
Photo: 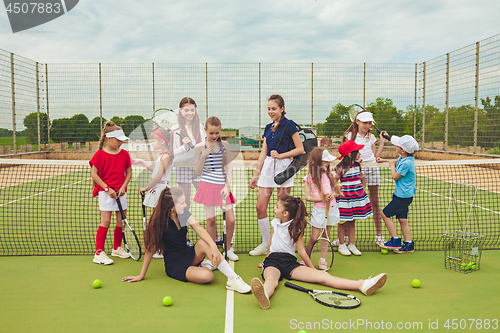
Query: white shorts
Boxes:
[
  {"xmin": 362, "ymin": 167, "xmax": 382, "ymax": 186},
  {"xmin": 310, "ymin": 205, "xmax": 340, "ymax": 228},
  {"xmin": 173, "ymin": 167, "xmax": 201, "ymax": 184},
  {"xmin": 143, "ymin": 181, "xmax": 168, "ymax": 208},
  {"xmin": 98, "ymin": 192, "xmax": 127, "ymax": 211},
  {"xmin": 257, "ymin": 156, "xmax": 295, "ymax": 188}
]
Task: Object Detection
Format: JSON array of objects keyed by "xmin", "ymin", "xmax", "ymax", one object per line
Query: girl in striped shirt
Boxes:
[
  {"xmin": 335, "ymin": 140, "xmax": 373, "ymax": 256},
  {"xmin": 193, "ymin": 116, "xmax": 238, "ymax": 261}
]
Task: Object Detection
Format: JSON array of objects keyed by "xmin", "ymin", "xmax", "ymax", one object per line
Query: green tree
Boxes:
[
  {"xmin": 50, "ymin": 118, "xmax": 74, "ymax": 143},
  {"xmin": 123, "ymin": 115, "xmax": 146, "ymax": 136},
  {"xmin": 71, "ymin": 114, "xmax": 90, "ymax": 143},
  {"xmin": 23, "ymin": 112, "xmax": 50, "ymax": 144},
  {"xmin": 89, "ymin": 117, "xmax": 105, "ymax": 142},
  {"xmin": 480, "ymin": 96, "xmax": 500, "ymax": 148},
  {"xmin": 365, "ymin": 98, "xmax": 405, "ymax": 137},
  {"xmin": 318, "ymin": 103, "xmax": 351, "ymax": 137}
]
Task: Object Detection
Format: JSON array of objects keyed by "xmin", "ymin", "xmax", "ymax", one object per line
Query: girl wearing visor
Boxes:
[
  {"xmin": 90, "ymin": 121, "xmax": 133, "ymax": 265},
  {"xmin": 343, "ymin": 110, "xmax": 388, "ymax": 248}
]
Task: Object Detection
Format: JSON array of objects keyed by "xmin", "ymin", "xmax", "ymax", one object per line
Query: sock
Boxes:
[
  {"xmin": 258, "ymin": 217, "xmax": 270, "ymax": 246},
  {"xmin": 95, "ymin": 226, "xmax": 108, "ymax": 253},
  {"xmin": 217, "ymin": 260, "xmax": 238, "ymax": 280},
  {"xmin": 405, "ymin": 241, "xmax": 412, "ymax": 243},
  {"xmin": 113, "ymin": 226, "xmax": 123, "ymax": 250},
  {"xmin": 320, "ymin": 257, "xmax": 325, "ymax": 262}
]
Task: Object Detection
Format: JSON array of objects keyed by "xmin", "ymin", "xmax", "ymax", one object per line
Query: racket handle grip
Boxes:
[
  {"xmin": 382, "ymin": 133, "xmax": 390, "ymax": 141},
  {"xmin": 284, "ymin": 282, "xmax": 310, "ymax": 293},
  {"xmin": 116, "ymin": 198, "xmax": 126, "ymax": 220}
]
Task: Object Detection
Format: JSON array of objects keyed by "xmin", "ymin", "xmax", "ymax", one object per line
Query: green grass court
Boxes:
[{"xmin": 1, "ymin": 160, "xmax": 500, "ymax": 332}]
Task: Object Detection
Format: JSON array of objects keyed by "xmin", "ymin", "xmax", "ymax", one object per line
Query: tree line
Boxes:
[
  {"xmin": 317, "ymin": 96, "xmax": 500, "ymax": 149},
  {"xmin": 21, "ymin": 113, "xmax": 146, "ymax": 144},
  {"xmin": 12, "ymin": 95, "xmax": 500, "ymax": 149}
]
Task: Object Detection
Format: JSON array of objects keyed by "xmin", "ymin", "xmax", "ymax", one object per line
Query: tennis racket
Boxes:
[
  {"xmin": 309, "ymin": 205, "xmax": 334, "ymax": 271},
  {"xmin": 284, "ymin": 282, "xmax": 361, "ymax": 309},
  {"xmin": 153, "ymin": 108, "xmax": 195, "ymax": 149},
  {"xmin": 348, "ymin": 104, "xmax": 390, "ymax": 140},
  {"xmin": 116, "ymin": 198, "xmax": 142, "ymax": 261},
  {"xmin": 141, "ymin": 192, "xmax": 146, "ymax": 231},
  {"xmin": 221, "ymin": 194, "xmax": 227, "ymax": 261}
]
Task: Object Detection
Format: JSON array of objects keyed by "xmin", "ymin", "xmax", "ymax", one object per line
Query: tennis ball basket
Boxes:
[{"xmin": 442, "ymin": 183, "xmax": 485, "ymax": 274}]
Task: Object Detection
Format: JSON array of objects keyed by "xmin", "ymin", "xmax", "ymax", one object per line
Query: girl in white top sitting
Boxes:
[
  {"xmin": 193, "ymin": 116, "xmax": 238, "ymax": 262},
  {"xmin": 250, "ymin": 195, "xmax": 388, "ymax": 309},
  {"xmin": 343, "ymin": 110, "xmax": 388, "ymax": 246}
]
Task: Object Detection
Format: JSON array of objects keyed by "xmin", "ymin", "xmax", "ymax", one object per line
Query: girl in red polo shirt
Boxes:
[{"xmin": 90, "ymin": 121, "xmax": 133, "ymax": 265}]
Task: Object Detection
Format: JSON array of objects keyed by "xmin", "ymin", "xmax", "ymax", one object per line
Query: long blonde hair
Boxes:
[
  {"xmin": 342, "ymin": 110, "xmax": 373, "ymax": 142},
  {"xmin": 98, "ymin": 121, "xmax": 122, "ymax": 149}
]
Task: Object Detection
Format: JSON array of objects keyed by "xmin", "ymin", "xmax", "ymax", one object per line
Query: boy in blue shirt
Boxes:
[{"xmin": 377, "ymin": 135, "xmax": 419, "ymax": 253}]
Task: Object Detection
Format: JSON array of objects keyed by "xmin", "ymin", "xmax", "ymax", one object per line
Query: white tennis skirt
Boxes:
[
  {"xmin": 310, "ymin": 205, "xmax": 340, "ymax": 228},
  {"xmin": 257, "ymin": 156, "xmax": 295, "ymax": 188},
  {"xmin": 361, "ymin": 167, "xmax": 382, "ymax": 186},
  {"xmin": 98, "ymin": 192, "xmax": 127, "ymax": 211},
  {"xmin": 143, "ymin": 181, "xmax": 168, "ymax": 208}
]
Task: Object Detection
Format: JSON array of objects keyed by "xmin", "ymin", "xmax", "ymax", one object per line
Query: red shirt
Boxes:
[{"xmin": 89, "ymin": 149, "xmax": 132, "ymax": 197}]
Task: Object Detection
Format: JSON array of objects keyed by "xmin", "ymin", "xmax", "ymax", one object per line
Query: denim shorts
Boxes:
[{"xmin": 383, "ymin": 194, "xmax": 413, "ymax": 219}]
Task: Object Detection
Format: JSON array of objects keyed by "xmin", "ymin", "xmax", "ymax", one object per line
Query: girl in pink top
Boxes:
[{"xmin": 303, "ymin": 147, "xmax": 342, "ymax": 270}]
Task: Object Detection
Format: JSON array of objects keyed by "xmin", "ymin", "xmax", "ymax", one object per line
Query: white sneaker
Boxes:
[
  {"xmin": 226, "ymin": 276, "xmax": 251, "ymax": 294},
  {"xmin": 331, "ymin": 238, "xmax": 340, "ymax": 246},
  {"xmin": 111, "ymin": 247, "xmax": 131, "ymax": 259},
  {"xmin": 348, "ymin": 244, "xmax": 362, "ymax": 256},
  {"xmin": 374, "ymin": 235, "xmax": 386, "ymax": 246},
  {"xmin": 93, "ymin": 251, "xmax": 114, "ymax": 265},
  {"xmin": 359, "ymin": 273, "xmax": 387, "ymax": 296},
  {"xmin": 249, "ymin": 244, "xmax": 267, "ymax": 256},
  {"xmin": 251, "ymin": 277, "xmax": 270, "ymax": 309},
  {"xmin": 152, "ymin": 251, "xmax": 164, "ymax": 259},
  {"xmin": 226, "ymin": 250, "xmax": 239, "ymax": 261},
  {"xmin": 200, "ymin": 259, "xmax": 217, "ymax": 271},
  {"xmin": 338, "ymin": 244, "xmax": 351, "ymax": 256}
]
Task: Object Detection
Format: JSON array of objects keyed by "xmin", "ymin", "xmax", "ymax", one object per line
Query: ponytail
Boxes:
[{"xmin": 280, "ymin": 195, "xmax": 308, "ymax": 244}]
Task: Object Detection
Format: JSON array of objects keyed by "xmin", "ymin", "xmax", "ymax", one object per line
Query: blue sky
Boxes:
[{"xmin": 0, "ymin": 0, "xmax": 499, "ymax": 64}]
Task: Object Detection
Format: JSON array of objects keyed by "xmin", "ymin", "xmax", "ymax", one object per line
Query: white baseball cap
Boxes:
[
  {"xmin": 105, "ymin": 129, "xmax": 129, "ymax": 141},
  {"xmin": 391, "ymin": 135, "xmax": 419, "ymax": 154},
  {"xmin": 322, "ymin": 149, "xmax": 337, "ymax": 162},
  {"xmin": 356, "ymin": 112, "xmax": 375, "ymax": 123}
]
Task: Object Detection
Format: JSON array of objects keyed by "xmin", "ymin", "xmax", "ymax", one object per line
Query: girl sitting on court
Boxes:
[
  {"xmin": 343, "ymin": 110, "xmax": 388, "ymax": 246},
  {"xmin": 133, "ymin": 126, "xmax": 174, "ymax": 259},
  {"xmin": 303, "ymin": 147, "xmax": 342, "ymax": 270},
  {"xmin": 251, "ymin": 194, "xmax": 387, "ymax": 309},
  {"xmin": 122, "ymin": 187, "xmax": 251, "ymax": 294},
  {"xmin": 335, "ymin": 140, "xmax": 373, "ymax": 256},
  {"xmin": 89, "ymin": 121, "xmax": 133, "ymax": 265},
  {"xmin": 193, "ymin": 116, "xmax": 238, "ymax": 262}
]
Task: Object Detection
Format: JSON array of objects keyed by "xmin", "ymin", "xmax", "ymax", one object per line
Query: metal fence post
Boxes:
[
  {"xmin": 258, "ymin": 62, "xmax": 261, "ymax": 149},
  {"xmin": 99, "ymin": 63, "xmax": 102, "ymax": 130},
  {"xmin": 422, "ymin": 62, "xmax": 426, "ymax": 148},
  {"xmin": 36, "ymin": 62, "xmax": 40, "ymax": 150},
  {"xmin": 152, "ymin": 63, "xmax": 155, "ymax": 112},
  {"xmin": 474, "ymin": 42, "xmax": 479, "ymax": 154},
  {"xmin": 414, "ymin": 63, "xmax": 417, "ymax": 139},
  {"xmin": 45, "ymin": 63, "xmax": 50, "ymax": 145},
  {"xmin": 311, "ymin": 63, "xmax": 314, "ymax": 127},
  {"xmin": 363, "ymin": 63, "xmax": 366, "ymax": 108},
  {"xmin": 205, "ymin": 63, "xmax": 208, "ymax": 119},
  {"xmin": 11, "ymin": 53, "xmax": 16, "ymax": 154},
  {"xmin": 445, "ymin": 53, "xmax": 449, "ymax": 151}
]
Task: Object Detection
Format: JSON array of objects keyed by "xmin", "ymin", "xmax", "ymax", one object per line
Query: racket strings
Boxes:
[
  {"xmin": 123, "ymin": 225, "xmax": 140, "ymax": 259},
  {"xmin": 315, "ymin": 293, "xmax": 360, "ymax": 307}
]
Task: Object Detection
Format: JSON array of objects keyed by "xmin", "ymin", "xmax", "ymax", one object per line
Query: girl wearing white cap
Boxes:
[
  {"xmin": 303, "ymin": 147, "xmax": 342, "ymax": 269},
  {"xmin": 89, "ymin": 121, "xmax": 133, "ymax": 265},
  {"xmin": 343, "ymin": 110, "xmax": 388, "ymax": 246}
]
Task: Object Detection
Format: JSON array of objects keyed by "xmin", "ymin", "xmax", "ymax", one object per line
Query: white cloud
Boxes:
[{"xmin": 0, "ymin": 0, "xmax": 498, "ymax": 64}]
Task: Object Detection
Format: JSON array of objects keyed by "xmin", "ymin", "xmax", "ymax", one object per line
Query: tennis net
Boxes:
[{"xmin": 1, "ymin": 158, "xmax": 499, "ymax": 255}]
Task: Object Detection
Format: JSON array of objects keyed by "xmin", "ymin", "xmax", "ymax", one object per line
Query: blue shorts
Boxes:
[{"xmin": 383, "ymin": 194, "xmax": 413, "ymax": 219}]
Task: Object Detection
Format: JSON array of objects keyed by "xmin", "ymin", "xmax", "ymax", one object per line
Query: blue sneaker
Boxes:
[
  {"xmin": 381, "ymin": 237, "xmax": 401, "ymax": 249},
  {"xmin": 394, "ymin": 241, "xmax": 414, "ymax": 253}
]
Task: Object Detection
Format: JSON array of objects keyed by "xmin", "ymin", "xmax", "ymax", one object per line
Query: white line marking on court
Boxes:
[
  {"xmin": 224, "ymin": 260, "xmax": 235, "ymax": 333},
  {"xmin": 0, "ymin": 178, "xmax": 90, "ymax": 207},
  {"xmin": 381, "ymin": 176, "xmax": 500, "ymax": 216}
]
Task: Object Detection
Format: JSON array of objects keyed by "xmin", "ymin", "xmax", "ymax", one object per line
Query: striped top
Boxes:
[
  {"xmin": 337, "ymin": 165, "xmax": 373, "ymax": 221},
  {"xmin": 200, "ymin": 144, "xmax": 226, "ymax": 185}
]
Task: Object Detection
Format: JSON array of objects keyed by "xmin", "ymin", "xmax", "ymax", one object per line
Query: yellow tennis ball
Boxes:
[
  {"xmin": 412, "ymin": 279, "xmax": 421, "ymax": 288},
  {"xmin": 298, "ymin": 330, "xmax": 307, "ymax": 333},
  {"xmin": 163, "ymin": 296, "xmax": 173, "ymax": 306},
  {"xmin": 468, "ymin": 262, "xmax": 476, "ymax": 270},
  {"xmin": 460, "ymin": 263, "xmax": 468, "ymax": 271},
  {"xmin": 381, "ymin": 248, "xmax": 388, "ymax": 254},
  {"xmin": 92, "ymin": 279, "xmax": 102, "ymax": 289}
]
